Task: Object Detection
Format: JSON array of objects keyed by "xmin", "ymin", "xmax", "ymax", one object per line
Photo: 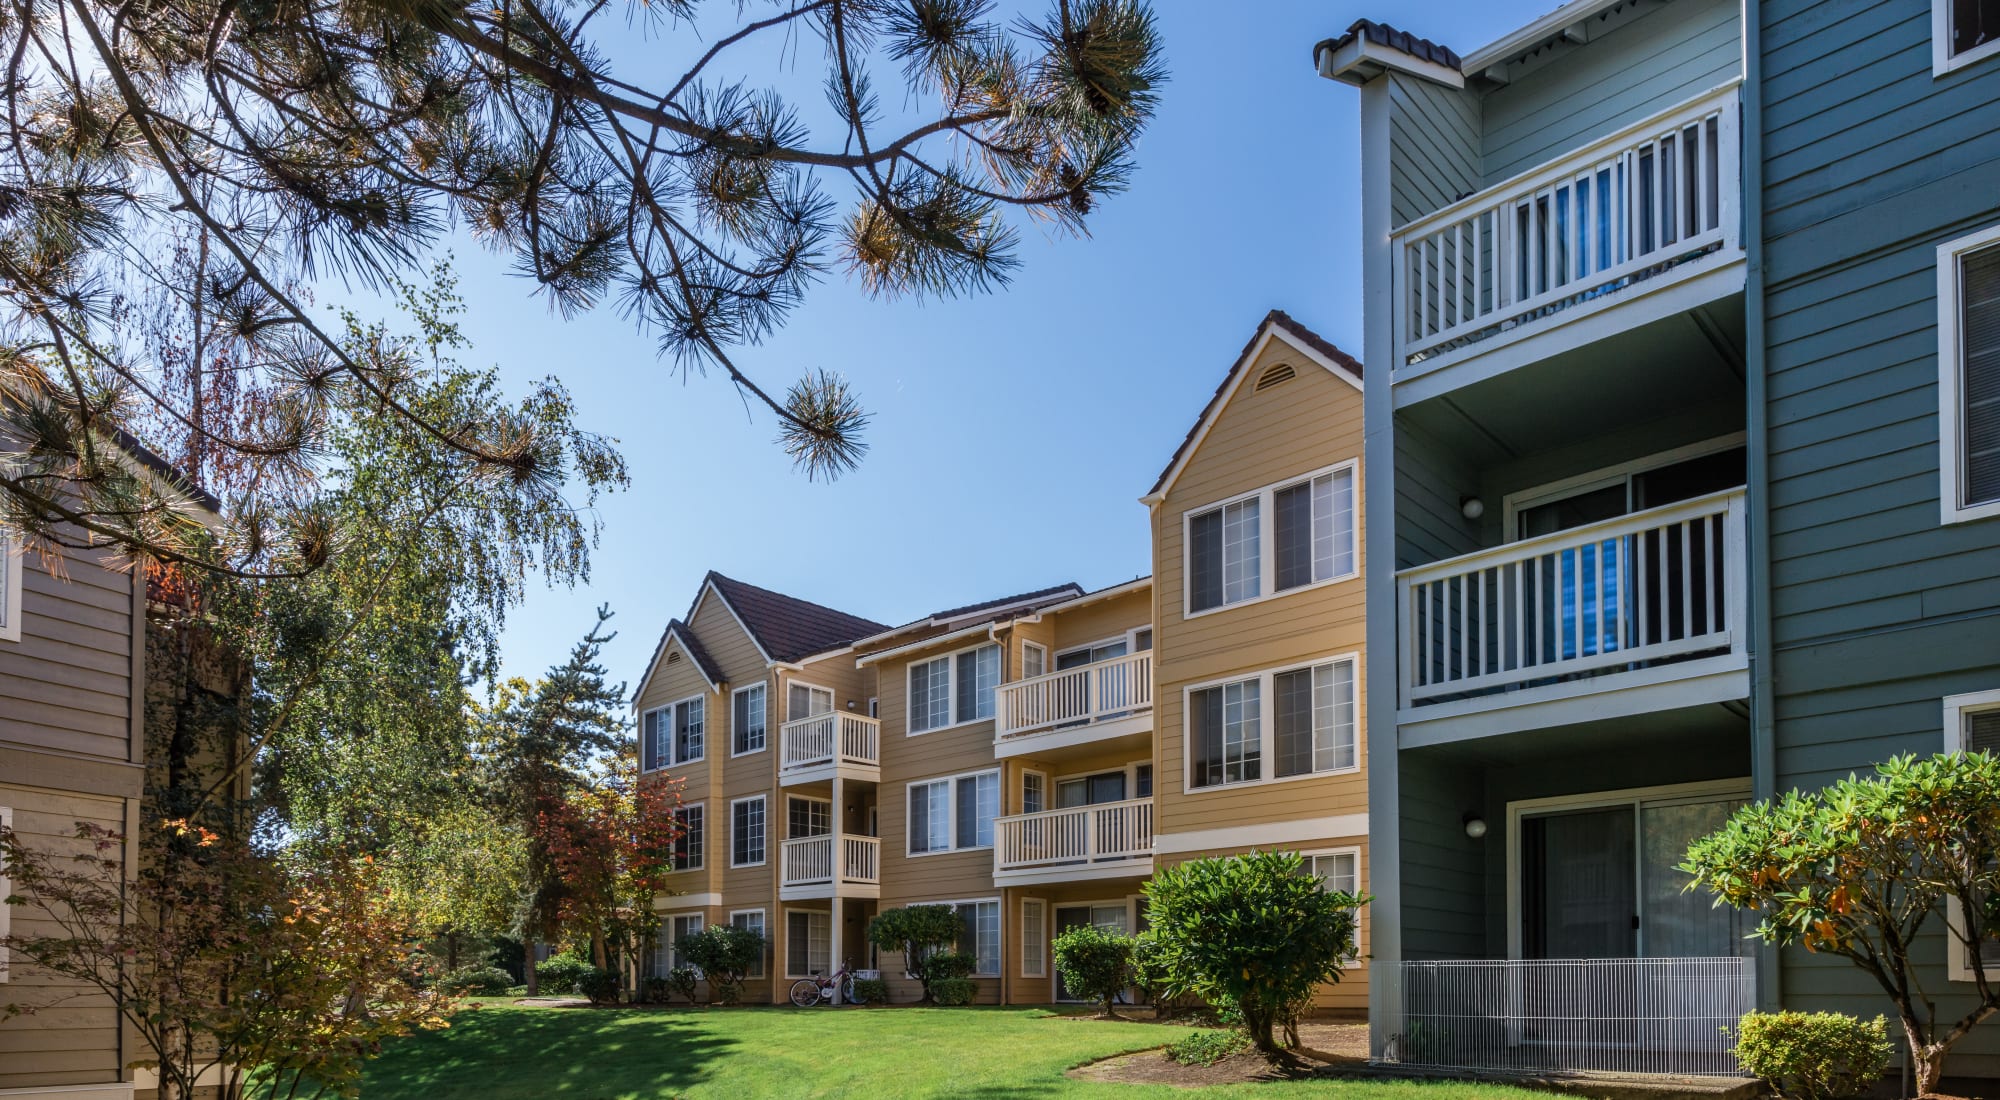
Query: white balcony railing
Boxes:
[
  {"xmin": 1399, "ymin": 957, "xmax": 1754, "ymax": 1077},
  {"xmin": 1397, "ymin": 488, "xmax": 1747, "ymax": 709},
  {"xmin": 995, "ymin": 651, "xmax": 1153, "ymax": 741},
  {"xmin": 1393, "ymin": 82, "xmax": 1741, "ymax": 371},
  {"xmin": 779, "ymin": 711, "xmax": 880, "ymax": 773},
  {"xmin": 781, "ymin": 835, "xmax": 880, "ymax": 888},
  {"xmin": 994, "ymin": 798, "xmax": 1153, "ymax": 872}
]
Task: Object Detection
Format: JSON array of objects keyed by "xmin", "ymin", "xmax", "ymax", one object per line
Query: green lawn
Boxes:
[{"xmin": 360, "ymin": 1003, "xmax": 1549, "ymax": 1099}]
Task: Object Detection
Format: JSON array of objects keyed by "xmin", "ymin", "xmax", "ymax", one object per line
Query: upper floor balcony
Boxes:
[
  {"xmin": 993, "ymin": 651, "xmax": 1153, "ymax": 760},
  {"xmin": 779, "ymin": 711, "xmax": 880, "ymax": 786},
  {"xmin": 779, "ymin": 834, "xmax": 880, "ymax": 900},
  {"xmin": 1395, "ymin": 488, "xmax": 1750, "ymax": 746},
  {"xmin": 1392, "ymin": 83, "xmax": 1744, "ymax": 404},
  {"xmin": 993, "ymin": 798, "xmax": 1154, "ymax": 887}
]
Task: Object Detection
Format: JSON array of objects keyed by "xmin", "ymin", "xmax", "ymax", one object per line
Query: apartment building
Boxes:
[
  {"xmin": 1318, "ymin": 0, "xmax": 1999, "ymax": 1081},
  {"xmin": 1142, "ymin": 312, "xmax": 1371, "ymax": 1014}
]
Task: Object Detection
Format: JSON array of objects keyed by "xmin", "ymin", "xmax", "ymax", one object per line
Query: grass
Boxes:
[{"xmin": 360, "ymin": 1002, "xmax": 1552, "ymax": 1099}]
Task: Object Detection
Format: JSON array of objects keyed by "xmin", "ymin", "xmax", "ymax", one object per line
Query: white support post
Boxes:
[{"xmin": 829, "ymin": 774, "xmax": 844, "ymax": 1005}]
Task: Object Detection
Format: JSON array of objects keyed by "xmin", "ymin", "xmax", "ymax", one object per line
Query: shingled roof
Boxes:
[
  {"xmin": 927, "ymin": 583, "xmax": 1084, "ymax": 623},
  {"xmin": 1146, "ymin": 311, "xmax": 1364, "ymax": 498},
  {"xmin": 1312, "ymin": 19, "xmax": 1463, "ymax": 72},
  {"xmin": 703, "ymin": 571, "xmax": 888, "ymax": 663}
]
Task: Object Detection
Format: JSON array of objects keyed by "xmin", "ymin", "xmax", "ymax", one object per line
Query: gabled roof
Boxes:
[
  {"xmin": 852, "ymin": 582, "xmax": 1087, "ymax": 663},
  {"xmin": 631, "ymin": 618, "xmax": 725, "ymax": 703},
  {"xmin": 1314, "ymin": 19, "xmax": 1461, "ymax": 71},
  {"xmin": 1143, "ymin": 311, "xmax": 1363, "ymax": 503},
  {"xmin": 928, "ymin": 583, "xmax": 1084, "ymax": 623},
  {"xmin": 701, "ymin": 571, "xmax": 888, "ymax": 664}
]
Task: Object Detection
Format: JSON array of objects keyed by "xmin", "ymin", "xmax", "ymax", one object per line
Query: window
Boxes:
[
  {"xmin": 1186, "ymin": 463, "xmax": 1358, "ymax": 614},
  {"xmin": 1306, "ymin": 850, "xmax": 1360, "ymax": 897},
  {"xmin": 1945, "ymin": 690, "xmax": 2000, "ymax": 980},
  {"xmin": 731, "ymin": 910, "xmax": 767, "ymax": 979},
  {"xmin": 1188, "ymin": 655, "xmax": 1359, "ymax": 790},
  {"xmin": 732, "ymin": 685, "xmax": 767, "ymax": 755},
  {"xmin": 1936, "ymin": 0, "xmax": 2000, "ymax": 73},
  {"xmin": 732, "ymin": 796, "xmax": 766, "ymax": 867},
  {"xmin": 656, "ymin": 912, "xmax": 704, "ymax": 976},
  {"xmin": 670, "ymin": 804, "xmax": 705, "ymax": 871},
  {"xmin": 788, "ymin": 682, "xmax": 833, "ymax": 722},
  {"xmin": 951, "ymin": 899, "xmax": 1002, "ymax": 976},
  {"xmin": 1022, "ymin": 642, "xmax": 1047, "ymax": 681},
  {"xmin": 788, "ymin": 796, "xmax": 830, "ymax": 838},
  {"xmin": 0, "ymin": 534, "xmax": 19, "ymax": 643},
  {"xmin": 907, "ymin": 643, "xmax": 1001, "ymax": 733},
  {"xmin": 642, "ymin": 696, "xmax": 706, "ymax": 771},
  {"xmin": 1020, "ymin": 898, "xmax": 1047, "ymax": 977},
  {"xmin": 908, "ymin": 769, "xmax": 999, "ymax": 855},
  {"xmin": 1135, "ymin": 763, "xmax": 1154, "ymax": 798},
  {"xmin": 787, "ymin": 909, "xmax": 831, "ymax": 977},
  {"xmin": 1022, "ymin": 772, "xmax": 1046, "ymax": 816},
  {"xmin": 1939, "ymin": 225, "xmax": 2000, "ymax": 522}
]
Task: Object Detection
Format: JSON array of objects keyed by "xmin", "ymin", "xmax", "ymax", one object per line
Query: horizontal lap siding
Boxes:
[
  {"xmin": 1480, "ymin": 0, "xmax": 1741, "ymax": 183},
  {"xmin": 0, "ymin": 783, "xmax": 128, "ymax": 1090},
  {"xmin": 686, "ymin": 598, "xmax": 777, "ymax": 915},
  {"xmin": 1760, "ymin": 0, "xmax": 2000, "ymax": 1075},
  {"xmin": 1048, "ymin": 591, "xmax": 1149, "ymax": 654},
  {"xmin": 641, "ymin": 635, "xmax": 722, "ymax": 897},
  {"xmin": 1158, "ymin": 841, "xmax": 1370, "ymax": 1014},
  {"xmin": 1154, "ymin": 336, "xmax": 1370, "ymax": 840},
  {"xmin": 1398, "ymin": 754, "xmax": 1487, "ymax": 961},
  {"xmin": 3, "ymin": 556, "xmax": 135, "ymax": 762}
]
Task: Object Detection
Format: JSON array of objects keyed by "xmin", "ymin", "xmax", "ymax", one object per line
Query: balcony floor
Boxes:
[
  {"xmin": 993, "ymin": 857, "xmax": 1153, "ymax": 889},
  {"xmin": 1398, "ymin": 651, "xmax": 1747, "ymax": 749},
  {"xmin": 993, "ymin": 712, "xmax": 1152, "ymax": 761}
]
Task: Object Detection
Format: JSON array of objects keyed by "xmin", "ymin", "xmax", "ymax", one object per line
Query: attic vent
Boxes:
[
  {"xmin": 1255, "ymin": 363, "xmax": 1296, "ymax": 391},
  {"xmin": 666, "ymin": 651, "xmax": 683, "ymax": 664}
]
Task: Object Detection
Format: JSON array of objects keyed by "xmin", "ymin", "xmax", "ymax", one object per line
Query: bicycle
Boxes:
[{"xmin": 788, "ymin": 966, "xmax": 856, "ymax": 1007}]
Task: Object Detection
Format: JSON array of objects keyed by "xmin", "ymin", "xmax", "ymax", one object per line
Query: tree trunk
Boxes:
[
  {"xmin": 1245, "ymin": 1004, "xmax": 1279, "ymax": 1054},
  {"xmin": 1901, "ymin": 1013, "xmax": 1946, "ymax": 1096},
  {"xmin": 591, "ymin": 929, "xmax": 607, "ymax": 970},
  {"xmin": 446, "ymin": 928, "xmax": 460, "ymax": 972},
  {"xmin": 525, "ymin": 939, "xmax": 539, "ymax": 995}
]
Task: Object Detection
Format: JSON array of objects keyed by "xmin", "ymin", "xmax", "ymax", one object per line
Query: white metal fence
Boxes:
[
  {"xmin": 995, "ymin": 651, "xmax": 1153, "ymax": 740},
  {"xmin": 1399, "ymin": 957, "xmax": 1754, "ymax": 1077},
  {"xmin": 1393, "ymin": 83, "xmax": 1741, "ymax": 370}
]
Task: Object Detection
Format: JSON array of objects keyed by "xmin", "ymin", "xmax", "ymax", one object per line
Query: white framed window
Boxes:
[
  {"xmin": 731, "ymin": 795, "xmax": 766, "ymax": 868},
  {"xmin": 730, "ymin": 909, "xmax": 768, "ymax": 979},
  {"xmin": 1939, "ymin": 224, "xmax": 2000, "ymax": 522},
  {"xmin": 907, "ymin": 769, "xmax": 1000, "ymax": 855},
  {"xmin": 642, "ymin": 695, "xmax": 706, "ymax": 772},
  {"xmin": 1021, "ymin": 770, "xmax": 1048, "ymax": 816},
  {"xmin": 786, "ymin": 908, "xmax": 832, "ymax": 977},
  {"xmin": 1302, "ymin": 847, "xmax": 1365, "ymax": 968},
  {"xmin": 1935, "ymin": 0, "xmax": 2000, "ymax": 74},
  {"xmin": 670, "ymin": 803, "xmax": 705, "ymax": 871},
  {"xmin": 1186, "ymin": 654, "xmax": 1360, "ymax": 791},
  {"xmin": 787, "ymin": 681, "xmax": 834, "ymax": 723},
  {"xmin": 1022, "ymin": 641, "xmax": 1048, "ymax": 681},
  {"xmin": 927, "ymin": 897, "xmax": 1001, "ymax": 977},
  {"xmin": 732, "ymin": 684, "xmax": 767, "ymax": 756},
  {"xmin": 1185, "ymin": 461, "xmax": 1359, "ymax": 616},
  {"xmin": 656, "ymin": 912, "xmax": 705, "ymax": 976},
  {"xmin": 1945, "ymin": 690, "xmax": 2000, "ymax": 981},
  {"xmin": 787, "ymin": 795, "xmax": 831, "ymax": 838},
  {"xmin": 1020, "ymin": 898, "xmax": 1047, "ymax": 978},
  {"xmin": 907, "ymin": 642, "xmax": 1001, "ymax": 734},
  {"xmin": 0, "ymin": 533, "xmax": 20, "ymax": 643}
]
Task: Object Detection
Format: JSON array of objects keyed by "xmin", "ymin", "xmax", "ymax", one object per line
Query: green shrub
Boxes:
[
  {"xmin": 1166, "ymin": 1029, "xmax": 1251, "ymax": 1067},
  {"xmin": 930, "ymin": 977, "xmax": 977, "ymax": 1006},
  {"xmin": 576, "ymin": 966, "xmax": 622, "ymax": 1005},
  {"xmin": 1734, "ymin": 1011, "xmax": 1893, "ymax": 1100},
  {"xmin": 435, "ymin": 965, "xmax": 514, "ymax": 996},
  {"xmin": 640, "ymin": 976, "xmax": 671, "ymax": 1004},
  {"xmin": 1052, "ymin": 925, "xmax": 1134, "ymax": 1018},
  {"xmin": 1143, "ymin": 850, "xmax": 1364, "ymax": 1053},
  {"xmin": 677, "ymin": 925, "xmax": 764, "ymax": 1005},
  {"xmin": 534, "ymin": 953, "xmax": 591, "ymax": 994},
  {"xmin": 664, "ymin": 965, "xmax": 700, "ymax": 1004},
  {"xmin": 867, "ymin": 905, "xmax": 968, "ymax": 1004},
  {"xmin": 850, "ymin": 978, "xmax": 889, "ymax": 1005},
  {"xmin": 505, "ymin": 985, "xmax": 527, "ymax": 997}
]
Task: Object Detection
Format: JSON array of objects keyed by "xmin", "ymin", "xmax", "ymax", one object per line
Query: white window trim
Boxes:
[
  {"xmin": 1935, "ymin": 0, "xmax": 2000, "ymax": 75},
  {"xmin": 904, "ymin": 767, "xmax": 1001, "ymax": 857},
  {"xmin": 730, "ymin": 683, "xmax": 768, "ymax": 758},
  {"xmin": 1182, "ymin": 459, "xmax": 1361, "ymax": 620},
  {"xmin": 1180, "ymin": 651, "xmax": 1363, "ymax": 794},
  {"xmin": 786, "ymin": 793, "xmax": 833, "ymax": 838},
  {"xmin": 784, "ymin": 678, "xmax": 836, "ymax": 723},
  {"xmin": 1299, "ymin": 845, "xmax": 1366, "ymax": 970},
  {"xmin": 660, "ymin": 910, "xmax": 706, "ymax": 976},
  {"xmin": 729, "ymin": 794, "xmax": 767, "ymax": 869},
  {"xmin": 643, "ymin": 693, "xmax": 708, "ymax": 773},
  {"xmin": 1021, "ymin": 641, "xmax": 1049, "ymax": 681},
  {"xmin": 1945, "ymin": 690, "xmax": 2000, "ymax": 981},
  {"xmin": 670, "ymin": 801, "xmax": 706, "ymax": 872},
  {"xmin": 1499, "ymin": 432, "xmax": 1748, "ymax": 539},
  {"xmin": 783, "ymin": 906, "xmax": 834, "ymax": 979},
  {"xmin": 0, "ymin": 805, "xmax": 10, "ymax": 980},
  {"xmin": 926, "ymin": 895, "xmax": 1004, "ymax": 978},
  {"xmin": 729, "ymin": 908, "xmax": 768, "ymax": 979},
  {"xmin": 1939, "ymin": 223, "xmax": 2000, "ymax": 523},
  {"xmin": 0, "ymin": 534, "xmax": 20, "ymax": 643},
  {"xmin": 1502, "ymin": 778, "xmax": 1754, "ymax": 961},
  {"xmin": 1020, "ymin": 768, "xmax": 1051, "ymax": 816},
  {"xmin": 904, "ymin": 640, "xmax": 1002, "ymax": 737},
  {"xmin": 1020, "ymin": 897, "xmax": 1048, "ymax": 978}
]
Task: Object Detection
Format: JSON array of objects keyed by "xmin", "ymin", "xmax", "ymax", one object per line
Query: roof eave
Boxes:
[{"xmin": 1315, "ymin": 34, "xmax": 1465, "ymax": 88}]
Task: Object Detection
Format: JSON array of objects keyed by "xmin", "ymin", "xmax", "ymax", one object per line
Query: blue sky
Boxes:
[{"xmin": 391, "ymin": 1, "xmax": 1552, "ymax": 688}]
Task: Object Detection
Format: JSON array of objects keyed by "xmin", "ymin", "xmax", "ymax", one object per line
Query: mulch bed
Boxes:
[{"xmin": 1068, "ymin": 1022, "xmax": 1370, "ymax": 1089}]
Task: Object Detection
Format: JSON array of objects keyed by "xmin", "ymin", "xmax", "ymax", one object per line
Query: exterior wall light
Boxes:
[
  {"xmin": 1460, "ymin": 496, "xmax": 1486, "ymax": 520},
  {"xmin": 1463, "ymin": 813, "xmax": 1488, "ymax": 839}
]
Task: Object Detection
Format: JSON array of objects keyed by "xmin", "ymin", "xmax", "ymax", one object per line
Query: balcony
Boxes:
[
  {"xmin": 1396, "ymin": 488, "xmax": 1749, "ymax": 745},
  {"xmin": 993, "ymin": 651, "xmax": 1153, "ymax": 759},
  {"xmin": 993, "ymin": 798, "xmax": 1153, "ymax": 887},
  {"xmin": 1392, "ymin": 82, "xmax": 1743, "ymax": 402},
  {"xmin": 779, "ymin": 711, "xmax": 879, "ymax": 785},
  {"xmin": 779, "ymin": 835, "xmax": 880, "ymax": 900}
]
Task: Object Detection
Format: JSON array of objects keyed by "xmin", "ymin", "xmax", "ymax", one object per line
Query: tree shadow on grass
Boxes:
[{"xmin": 363, "ymin": 1006, "xmax": 740, "ymax": 1099}]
